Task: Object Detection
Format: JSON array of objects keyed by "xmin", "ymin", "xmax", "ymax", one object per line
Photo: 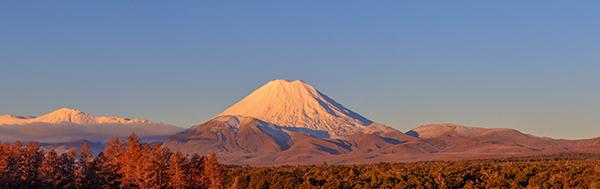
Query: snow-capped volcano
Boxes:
[
  {"xmin": 0, "ymin": 108, "xmax": 151, "ymax": 125},
  {"xmin": 165, "ymin": 79, "xmax": 600, "ymax": 165},
  {"xmin": 217, "ymin": 79, "xmax": 395, "ymax": 138},
  {"xmin": 0, "ymin": 108, "xmax": 182, "ymax": 143}
]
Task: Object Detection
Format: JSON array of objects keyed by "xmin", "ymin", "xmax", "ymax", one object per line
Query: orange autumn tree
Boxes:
[
  {"xmin": 204, "ymin": 152, "xmax": 224, "ymax": 189},
  {"xmin": 0, "ymin": 133, "xmax": 227, "ymax": 188}
]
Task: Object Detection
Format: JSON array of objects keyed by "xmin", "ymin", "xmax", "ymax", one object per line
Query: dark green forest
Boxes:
[
  {"xmin": 223, "ymin": 153, "xmax": 600, "ymax": 189},
  {"xmin": 2, "ymin": 133, "xmax": 600, "ymax": 188}
]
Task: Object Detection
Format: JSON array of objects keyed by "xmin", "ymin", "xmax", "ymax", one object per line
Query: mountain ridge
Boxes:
[
  {"xmin": 0, "ymin": 108, "xmax": 152, "ymax": 125},
  {"xmin": 3, "ymin": 79, "xmax": 599, "ymax": 165},
  {"xmin": 164, "ymin": 79, "xmax": 600, "ymax": 165},
  {"xmin": 0, "ymin": 108, "xmax": 182, "ymax": 144}
]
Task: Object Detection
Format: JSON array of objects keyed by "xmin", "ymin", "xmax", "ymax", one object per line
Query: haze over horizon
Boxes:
[{"xmin": 1, "ymin": 1, "xmax": 599, "ymax": 139}]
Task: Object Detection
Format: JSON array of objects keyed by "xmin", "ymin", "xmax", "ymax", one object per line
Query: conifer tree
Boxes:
[
  {"xmin": 92, "ymin": 151, "xmax": 114, "ymax": 188},
  {"xmin": 101, "ymin": 137, "xmax": 123, "ymax": 187},
  {"xmin": 228, "ymin": 176, "xmax": 239, "ymax": 189},
  {"xmin": 21, "ymin": 142, "xmax": 44, "ymax": 187},
  {"xmin": 0, "ymin": 142, "xmax": 11, "ymax": 187},
  {"xmin": 7, "ymin": 141, "xmax": 23, "ymax": 187},
  {"xmin": 168, "ymin": 150, "xmax": 190, "ymax": 189},
  {"xmin": 148, "ymin": 143, "xmax": 172, "ymax": 188},
  {"xmin": 189, "ymin": 153, "xmax": 206, "ymax": 188},
  {"xmin": 58, "ymin": 148, "xmax": 78, "ymax": 188},
  {"xmin": 119, "ymin": 133, "xmax": 148, "ymax": 188},
  {"xmin": 136, "ymin": 142, "xmax": 153, "ymax": 188},
  {"xmin": 39, "ymin": 149, "xmax": 61, "ymax": 188},
  {"xmin": 203, "ymin": 152, "xmax": 224, "ymax": 189},
  {"xmin": 77, "ymin": 142, "xmax": 95, "ymax": 188}
]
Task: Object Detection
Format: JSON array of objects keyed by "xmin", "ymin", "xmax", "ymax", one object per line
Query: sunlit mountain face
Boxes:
[
  {"xmin": 216, "ymin": 79, "xmax": 405, "ymax": 139},
  {"xmin": 0, "ymin": 108, "xmax": 183, "ymax": 143},
  {"xmin": 164, "ymin": 79, "xmax": 600, "ymax": 166}
]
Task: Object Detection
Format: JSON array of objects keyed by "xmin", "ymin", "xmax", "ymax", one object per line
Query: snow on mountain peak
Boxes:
[
  {"xmin": 36, "ymin": 108, "xmax": 98, "ymax": 124},
  {"xmin": 217, "ymin": 79, "xmax": 383, "ymax": 138},
  {"xmin": 56, "ymin": 107, "xmax": 84, "ymax": 113},
  {"xmin": 0, "ymin": 108, "xmax": 152, "ymax": 125}
]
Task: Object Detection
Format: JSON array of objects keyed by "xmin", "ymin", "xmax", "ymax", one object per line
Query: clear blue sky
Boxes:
[{"xmin": 1, "ymin": 1, "xmax": 599, "ymax": 139}]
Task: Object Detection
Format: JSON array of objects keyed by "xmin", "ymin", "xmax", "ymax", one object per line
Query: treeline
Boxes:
[
  {"xmin": 0, "ymin": 133, "xmax": 224, "ymax": 189},
  {"xmin": 223, "ymin": 153, "xmax": 600, "ymax": 189},
  {"xmin": 3, "ymin": 135, "xmax": 600, "ymax": 189}
]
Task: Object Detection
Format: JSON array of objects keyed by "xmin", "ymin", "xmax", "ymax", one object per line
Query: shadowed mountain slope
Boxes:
[
  {"xmin": 164, "ymin": 115, "xmax": 290, "ymax": 155},
  {"xmin": 164, "ymin": 80, "xmax": 600, "ymax": 165},
  {"xmin": 164, "ymin": 115, "xmax": 411, "ymax": 165}
]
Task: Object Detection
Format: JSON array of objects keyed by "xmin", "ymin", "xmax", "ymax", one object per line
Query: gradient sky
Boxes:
[{"xmin": 1, "ymin": 1, "xmax": 599, "ymax": 139}]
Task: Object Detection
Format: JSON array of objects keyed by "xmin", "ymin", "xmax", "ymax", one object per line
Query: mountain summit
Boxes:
[
  {"xmin": 218, "ymin": 79, "xmax": 390, "ymax": 138},
  {"xmin": 164, "ymin": 79, "xmax": 600, "ymax": 165},
  {"xmin": 164, "ymin": 79, "xmax": 415, "ymax": 164},
  {"xmin": 0, "ymin": 108, "xmax": 183, "ymax": 144},
  {"xmin": 0, "ymin": 108, "xmax": 151, "ymax": 125}
]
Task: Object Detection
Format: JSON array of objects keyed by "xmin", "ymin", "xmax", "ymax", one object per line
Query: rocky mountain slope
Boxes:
[
  {"xmin": 3, "ymin": 80, "xmax": 598, "ymax": 164},
  {"xmin": 164, "ymin": 79, "xmax": 419, "ymax": 164},
  {"xmin": 164, "ymin": 79, "xmax": 600, "ymax": 165}
]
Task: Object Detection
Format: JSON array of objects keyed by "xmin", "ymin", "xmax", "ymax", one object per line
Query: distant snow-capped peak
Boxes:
[{"xmin": 0, "ymin": 108, "xmax": 152, "ymax": 125}]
